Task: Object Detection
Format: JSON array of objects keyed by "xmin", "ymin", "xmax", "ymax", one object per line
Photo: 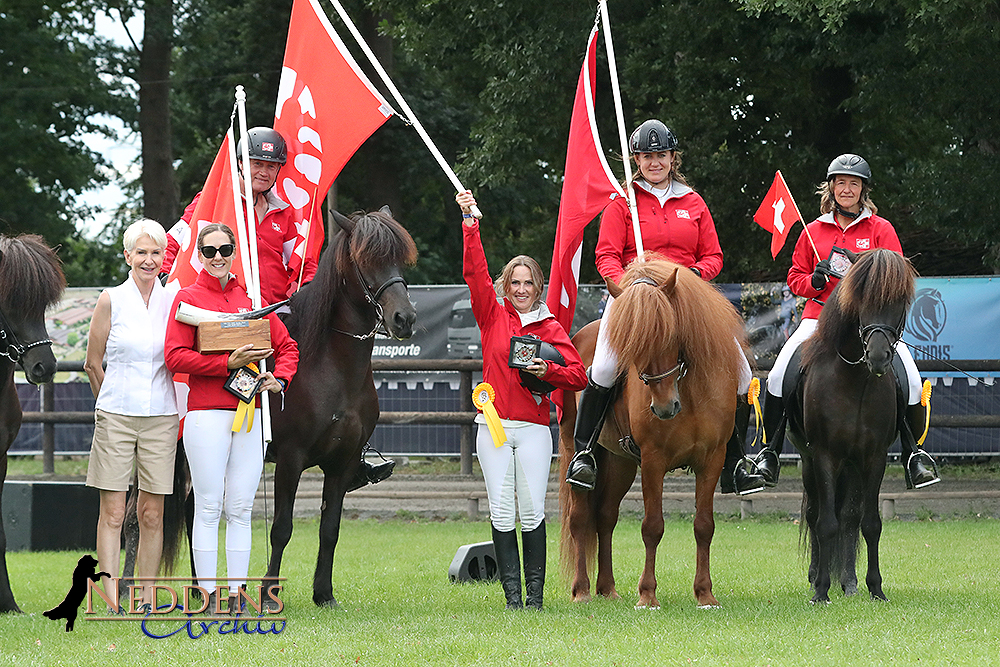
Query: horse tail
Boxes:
[
  {"xmin": 557, "ymin": 392, "xmax": 598, "ymax": 583},
  {"xmin": 160, "ymin": 439, "xmax": 189, "ymax": 573}
]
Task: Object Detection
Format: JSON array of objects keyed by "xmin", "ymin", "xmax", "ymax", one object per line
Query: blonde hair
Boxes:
[
  {"xmin": 494, "ymin": 255, "xmax": 545, "ymax": 309},
  {"xmin": 816, "ymin": 180, "xmax": 878, "ymax": 216},
  {"xmin": 123, "ymin": 219, "xmax": 167, "ymax": 252}
]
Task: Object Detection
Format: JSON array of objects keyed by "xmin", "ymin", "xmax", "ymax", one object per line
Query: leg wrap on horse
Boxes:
[
  {"xmin": 753, "ymin": 390, "xmax": 787, "ymax": 487},
  {"xmin": 521, "ymin": 523, "xmax": 546, "ymax": 610},
  {"xmin": 565, "ymin": 375, "xmax": 613, "ymax": 490},
  {"xmin": 721, "ymin": 396, "xmax": 765, "ymax": 495},
  {"xmin": 491, "ymin": 526, "xmax": 522, "ymax": 610},
  {"xmin": 899, "ymin": 402, "xmax": 940, "ymax": 490}
]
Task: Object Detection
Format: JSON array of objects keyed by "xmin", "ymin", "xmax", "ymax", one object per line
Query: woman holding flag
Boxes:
[
  {"xmin": 457, "ymin": 191, "xmax": 587, "ymax": 610},
  {"xmin": 565, "ymin": 119, "xmax": 763, "ymax": 496},
  {"xmin": 164, "ymin": 223, "xmax": 299, "ymax": 614},
  {"xmin": 750, "ymin": 154, "xmax": 939, "ymax": 489}
]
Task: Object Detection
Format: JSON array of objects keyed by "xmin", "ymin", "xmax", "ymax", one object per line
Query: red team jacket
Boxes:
[
  {"xmin": 787, "ymin": 210, "xmax": 902, "ymax": 320},
  {"xmin": 462, "ymin": 221, "xmax": 587, "ymax": 425},
  {"xmin": 596, "ymin": 184, "xmax": 724, "ymax": 283},
  {"xmin": 164, "ymin": 270, "xmax": 299, "ymax": 412}
]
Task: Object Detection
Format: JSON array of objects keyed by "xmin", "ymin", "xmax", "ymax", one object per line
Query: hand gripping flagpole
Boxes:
[
  {"xmin": 325, "ymin": 0, "xmax": 483, "ymax": 219},
  {"xmin": 600, "ymin": 0, "xmax": 644, "ymax": 258},
  {"xmin": 234, "ymin": 85, "xmax": 273, "ymax": 444}
]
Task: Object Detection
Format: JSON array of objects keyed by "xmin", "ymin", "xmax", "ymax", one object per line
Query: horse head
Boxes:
[
  {"xmin": 0, "ymin": 236, "xmax": 66, "ymax": 384},
  {"xmin": 821, "ymin": 249, "xmax": 916, "ymax": 377},
  {"xmin": 332, "ymin": 209, "xmax": 417, "ymax": 340}
]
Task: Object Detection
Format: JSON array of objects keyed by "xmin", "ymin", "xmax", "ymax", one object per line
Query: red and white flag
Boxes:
[
  {"xmin": 273, "ymin": 0, "xmax": 395, "ymax": 277},
  {"xmin": 754, "ymin": 170, "xmax": 801, "ymax": 259},
  {"xmin": 545, "ymin": 25, "xmax": 624, "ymax": 334}
]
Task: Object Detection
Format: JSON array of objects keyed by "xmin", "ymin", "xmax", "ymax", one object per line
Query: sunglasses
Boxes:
[{"xmin": 200, "ymin": 243, "xmax": 235, "ymax": 259}]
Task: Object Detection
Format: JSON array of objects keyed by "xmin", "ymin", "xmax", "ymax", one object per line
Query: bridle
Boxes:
[
  {"xmin": 838, "ymin": 311, "xmax": 905, "ymax": 366},
  {"xmin": 333, "ymin": 265, "xmax": 408, "ymax": 340},
  {"xmin": 0, "ymin": 302, "xmax": 53, "ymax": 367},
  {"xmin": 638, "ymin": 357, "xmax": 688, "ymax": 386}
]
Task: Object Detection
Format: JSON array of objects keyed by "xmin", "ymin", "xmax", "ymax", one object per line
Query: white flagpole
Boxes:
[
  {"xmin": 325, "ymin": 0, "xmax": 483, "ymax": 219},
  {"xmin": 234, "ymin": 85, "xmax": 272, "ymax": 444},
  {"xmin": 599, "ymin": 0, "xmax": 644, "ymax": 258}
]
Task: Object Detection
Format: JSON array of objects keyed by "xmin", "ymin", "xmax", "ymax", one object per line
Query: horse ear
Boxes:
[
  {"xmin": 379, "ymin": 205, "xmax": 393, "ymax": 218},
  {"xmin": 844, "ymin": 248, "xmax": 860, "ymax": 263},
  {"xmin": 660, "ymin": 267, "xmax": 679, "ymax": 297},
  {"xmin": 605, "ymin": 276, "xmax": 622, "ymax": 299},
  {"xmin": 332, "ymin": 210, "xmax": 355, "ymax": 234}
]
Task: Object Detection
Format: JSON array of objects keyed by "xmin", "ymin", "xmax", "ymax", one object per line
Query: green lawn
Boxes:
[{"xmin": 0, "ymin": 515, "xmax": 997, "ymax": 666}]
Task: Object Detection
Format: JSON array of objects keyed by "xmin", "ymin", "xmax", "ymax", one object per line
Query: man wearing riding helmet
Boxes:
[
  {"xmin": 748, "ymin": 153, "xmax": 940, "ymax": 490},
  {"xmin": 565, "ymin": 119, "xmax": 764, "ymax": 496},
  {"xmin": 162, "ymin": 127, "xmax": 317, "ymax": 307},
  {"xmin": 163, "ymin": 128, "xmax": 392, "ymax": 490}
]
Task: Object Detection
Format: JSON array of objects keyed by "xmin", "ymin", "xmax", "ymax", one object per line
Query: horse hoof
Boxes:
[
  {"xmin": 634, "ymin": 603, "xmax": 660, "ymax": 611},
  {"xmin": 314, "ymin": 597, "xmax": 340, "ymax": 609},
  {"xmin": 571, "ymin": 593, "xmax": 591, "ymax": 604},
  {"xmin": 697, "ymin": 604, "xmax": 721, "ymax": 610},
  {"xmin": 843, "ymin": 584, "xmax": 858, "ymax": 597},
  {"xmin": 809, "ymin": 597, "xmax": 830, "ymax": 605},
  {"xmin": 870, "ymin": 592, "xmax": 889, "ymax": 602}
]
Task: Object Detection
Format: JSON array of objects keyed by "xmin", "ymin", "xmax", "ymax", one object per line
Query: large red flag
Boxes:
[
  {"xmin": 274, "ymin": 0, "xmax": 395, "ymax": 276},
  {"xmin": 754, "ymin": 170, "xmax": 801, "ymax": 259},
  {"xmin": 545, "ymin": 25, "xmax": 624, "ymax": 334}
]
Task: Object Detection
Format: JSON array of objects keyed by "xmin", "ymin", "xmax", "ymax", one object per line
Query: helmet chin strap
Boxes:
[{"xmin": 835, "ymin": 203, "xmax": 860, "ymax": 220}]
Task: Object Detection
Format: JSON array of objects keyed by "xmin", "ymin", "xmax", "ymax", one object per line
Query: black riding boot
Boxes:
[
  {"xmin": 720, "ymin": 396, "xmax": 765, "ymax": 495},
  {"xmin": 753, "ymin": 390, "xmax": 787, "ymax": 487},
  {"xmin": 522, "ymin": 523, "xmax": 546, "ymax": 610},
  {"xmin": 565, "ymin": 376, "xmax": 614, "ymax": 490},
  {"xmin": 900, "ymin": 403, "xmax": 940, "ymax": 490},
  {"xmin": 346, "ymin": 448, "xmax": 396, "ymax": 493},
  {"xmin": 491, "ymin": 526, "xmax": 522, "ymax": 610}
]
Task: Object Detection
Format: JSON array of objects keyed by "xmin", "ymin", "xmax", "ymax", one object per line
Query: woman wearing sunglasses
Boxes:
[{"xmin": 164, "ymin": 223, "xmax": 298, "ymax": 614}]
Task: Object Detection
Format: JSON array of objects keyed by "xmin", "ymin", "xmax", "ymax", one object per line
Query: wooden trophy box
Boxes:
[{"xmin": 196, "ymin": 319, "xmax": 271, "ymax": 353}]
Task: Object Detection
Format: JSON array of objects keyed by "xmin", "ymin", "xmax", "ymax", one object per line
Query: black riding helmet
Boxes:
[
  {"xmin": 826, "ymin": 153, "xmax": 871, "ymax": 183},
  {"xmin": 519, "ymin": 340, "xmax": 566, "ymax": 395},
  {"xmin": 629, "ymin": 119, "xmax": 678, "ymax": 154},
  {"xmin": 236, "ymin": 127, "xmax": 288, "ymax": 165}
]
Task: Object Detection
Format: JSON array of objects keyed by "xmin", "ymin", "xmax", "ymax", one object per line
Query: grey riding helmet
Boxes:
[
  {"xmin": 629, "ymin": 119, "xmax": 678, "ymax": 154},
  {"xmin": 236, "ymin": 127, "xmax": 288, "ymax": 165},
  {"xmin": 826, "ymin": 153, "xmax": 871, "ymax": 183}
]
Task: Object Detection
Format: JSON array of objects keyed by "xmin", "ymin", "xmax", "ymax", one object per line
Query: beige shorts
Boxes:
[{"xmin": 86, "ymin": 410, "xmax": 179, "ymax": 494}]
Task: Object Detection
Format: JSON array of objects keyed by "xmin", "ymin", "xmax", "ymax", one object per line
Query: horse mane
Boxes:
[
  {"xmin": 286, "ymin": 210, "xmax": 417, "ymax": 356},
  {"xmin": 0, "ymin": 234, "xmax": 66, "ymax": 316},
  {"xmin": 605, "ymin": 255, "xmax": 748, "ymax": 398},
  {"xmin": 803, "ymin": 249, "xmax": 916, "ymax": 366}
]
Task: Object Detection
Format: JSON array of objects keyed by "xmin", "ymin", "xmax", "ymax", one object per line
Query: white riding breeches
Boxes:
[
  {"xmin": 590, "ymin": 295, "xmax": 753, "ymax": 394},
  {"xmin": 476, "ymin": 422, "xmax": 552, "ymax": 532},
  {"xmin": 767, "ymin": 318, "xmax": 922, "ymax": 404},
  {"xmin": 183, "ymin": 409, "xmax": 266, "ymax": 593}
]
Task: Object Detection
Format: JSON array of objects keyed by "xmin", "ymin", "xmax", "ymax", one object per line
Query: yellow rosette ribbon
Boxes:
[
  {"xmin": 918, "ymin": 379, "xmax": 932, "ymax": 446},
  {"xmin": 747, "ymin": 377, "xmax": 764, "ymax": 446},
  {"xmin": 231, "ymin": 362, "xmax": 259, "ymax": 433},
  {"xmin": 472, "ymin": 382, "xmax": 507, "ymax": 448}
]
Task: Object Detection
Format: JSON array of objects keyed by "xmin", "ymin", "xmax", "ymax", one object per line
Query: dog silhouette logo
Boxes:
[
  {"xmin": 43, "ymin": 554, "xmax": 109, "ymax": 632},
  {"xmin": 907, "ymin": 288, "xmax": 947, "ymax": 342}
]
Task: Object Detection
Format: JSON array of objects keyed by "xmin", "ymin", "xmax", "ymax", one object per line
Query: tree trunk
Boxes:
[{"xmin": 139, "ymin": 0, "xmax": 178, "ymax": 228}]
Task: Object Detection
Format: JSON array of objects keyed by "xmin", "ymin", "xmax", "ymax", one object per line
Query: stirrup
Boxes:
[
  {"xmin": 751, "ymin": 449, "xmax": 780, "ymax": 487},
  {"xmin": 721, "ymin": 457, "xmax": 765, "ymax": 496},
  {"xmin": 566, "ymin": 450, "xmax": 597, "ymax": 490},
  {"xmin": 905, "ymin": 450, "xmax": 940, "ymax": 490}
]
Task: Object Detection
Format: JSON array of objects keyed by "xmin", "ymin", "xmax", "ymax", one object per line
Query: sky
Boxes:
[{"xmin": 77, "ymin": 11, "xmax": 143, "ymax": 239}]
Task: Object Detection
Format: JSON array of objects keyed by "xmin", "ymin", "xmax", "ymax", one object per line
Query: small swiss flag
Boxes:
[{"xmin": 754, "ymin": 170, "xmax": 801, "ymax": 259}]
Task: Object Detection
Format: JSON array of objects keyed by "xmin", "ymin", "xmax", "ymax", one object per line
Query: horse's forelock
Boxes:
[
  {"xmin": 837, "ymin": 250, "xmax": 915, "ymax": 317},
  {"xmin": 348, "ymin": 211, "xmax": 418, "ymax": 275},
  {"xmin": 0, "ymin": 235, "xmax": 65, "ymax": 316}
]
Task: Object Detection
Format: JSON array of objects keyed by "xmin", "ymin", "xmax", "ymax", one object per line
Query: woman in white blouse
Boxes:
[{"xmin": 84, "ymin": 219, "xmax": 179, "ymax": 612}]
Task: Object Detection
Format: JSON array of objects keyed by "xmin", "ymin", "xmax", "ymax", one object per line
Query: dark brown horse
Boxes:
[
  {"xmin": 559, "ymin": 257, "xmax": 748, "ymax": 608},
  {"xmin": 0, "ymin": 235, "xmax": 65, "ymax": 613},
  {"xmin": 264, "ymin": 209, "xmax": 416, "ymax": 607},
  {"xmin": 784, "ymin": 248, "xmax": 915, "ymax": 603}
]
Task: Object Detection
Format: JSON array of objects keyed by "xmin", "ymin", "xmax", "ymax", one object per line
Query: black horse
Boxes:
[
  {"xmin": 784, "ymin": 248, "xmax": 915, "ymax": 604},
  {"xmin": 264, "ymin": 209, "xmax": 416, "ymax": 607},
  {"xmin": 0, "ymin": 235, "xmax": 66, "ymax": 613}
]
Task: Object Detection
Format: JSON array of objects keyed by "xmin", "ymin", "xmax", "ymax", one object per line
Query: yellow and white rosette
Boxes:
[
  {"xmin": 231, "ymin": 362, "xmax": 259, "ymax": 433},
  {"xmin": 472, "ymin": 382, "xmax": 507, "ymax": 448}
]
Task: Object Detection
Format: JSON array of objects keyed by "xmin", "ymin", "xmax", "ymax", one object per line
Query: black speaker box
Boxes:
[
  {"xmin": 2, "ymin": 480, "xmax": 100, "ymax": 552},
  {"xmin": 448, "ymin": 541, "xmax": 498, "ymax": 583}
]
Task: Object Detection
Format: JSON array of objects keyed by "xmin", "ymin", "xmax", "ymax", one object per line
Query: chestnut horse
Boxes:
[
  {"xmin": 784, "ymin": 249, "xmax": 915, "ymax": 603},
  {"xmin": 0, "ymin": 235, "xmax": 65, "ymax": 613},
  {"xmin": 559, "ymin": 257, "xmax": 748, "ymax": 608}
]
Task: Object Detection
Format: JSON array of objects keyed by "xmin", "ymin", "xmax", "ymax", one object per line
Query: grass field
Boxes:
[{"xmin": 0, "ymin": 514, "xmax": 997, "ymax": 666}]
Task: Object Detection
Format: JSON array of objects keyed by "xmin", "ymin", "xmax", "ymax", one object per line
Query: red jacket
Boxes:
[
  {"xmin": 787, "ymin": 210, "xmax": 902, "ymax": 320},
  {"xmin": 164, "ymin": 270, "xmax": 299, "ymax": 412},
  {"xmin": 463, "ymin": 221, "xmax": 587, "ymax": 425},
  {"xmin": 596, "ymin": 183, "xmax": 723, "ymax": 283},
  {"xmin": 162, "ymin": 191, "xmax": 318, "ymax": 306}
]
